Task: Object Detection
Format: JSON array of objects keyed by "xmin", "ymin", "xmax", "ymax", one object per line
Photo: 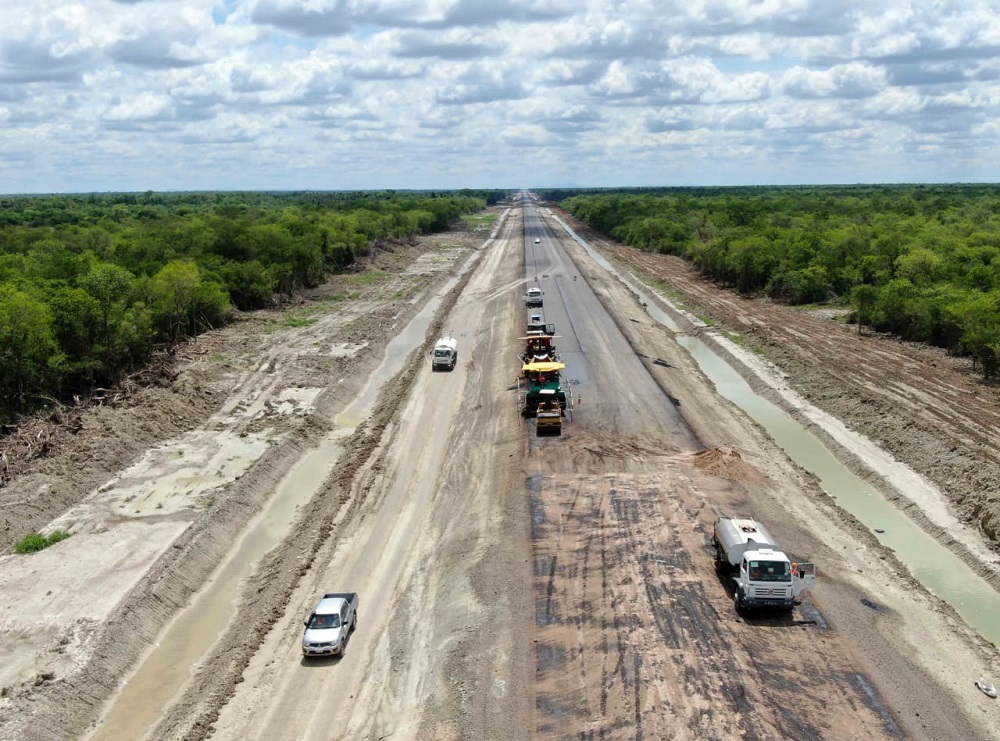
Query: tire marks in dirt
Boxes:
[{"xmin": 532, "ymin": 464, "xmax": 895, "ymax": 740}]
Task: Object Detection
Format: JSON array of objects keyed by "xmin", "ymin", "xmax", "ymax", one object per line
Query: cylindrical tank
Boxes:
[{"xmin": 714, "ymin": 517, "xmax": 781, "ymax": 566}]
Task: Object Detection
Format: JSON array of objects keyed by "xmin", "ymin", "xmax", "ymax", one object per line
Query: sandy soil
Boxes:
[
  {"xmin": 1, "ymin": 198, "xmax": 999, "ymax": 741},
  {"xmin": 550, "ymin": 210, "xmax": 1000, "ymax": 554},
  {"xmin": 0, "ymin": 224, "xmax": 494, "ymax": 739},
  {"xmin": 534, "ymin": 214, "xmax": 1000, "ymax": 740}
]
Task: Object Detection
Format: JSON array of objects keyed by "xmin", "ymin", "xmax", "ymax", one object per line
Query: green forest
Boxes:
[
  {"xmin": 0, "ymin": 190, "xmax": 502, "ymax": 423},
  {"xmin": 539, "ymin": 185, "xmax": 1000, "ymax": 381}
]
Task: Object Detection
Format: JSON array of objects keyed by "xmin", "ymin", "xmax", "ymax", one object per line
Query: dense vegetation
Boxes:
[
  {"xmin": 540, "ymin": 185, "xmax": 1000, "ymax": 380},
  {"xmin": 0, "ymin": 190, "xmax": 503, "ymax": 422}
]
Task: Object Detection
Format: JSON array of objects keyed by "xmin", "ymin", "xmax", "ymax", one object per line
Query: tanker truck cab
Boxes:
[{"xmin": 432, "ymin": 336, "xmax": 458, "ymax": 371}]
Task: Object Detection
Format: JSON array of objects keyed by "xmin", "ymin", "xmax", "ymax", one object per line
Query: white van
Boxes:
[{"xmin": 432, "ymin": 336, "xmax": 458, "ymax": 371}]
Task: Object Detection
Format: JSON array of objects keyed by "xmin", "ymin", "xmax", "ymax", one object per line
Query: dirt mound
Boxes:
[{"xmin": 689, "ymin": 446, "xmax": 767, "ymax": 482}]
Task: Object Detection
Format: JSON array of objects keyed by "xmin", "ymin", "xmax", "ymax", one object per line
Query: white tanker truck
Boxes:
[{"xmin": 713, "ymin": 516, "xmax": 816, "ymax": 613}]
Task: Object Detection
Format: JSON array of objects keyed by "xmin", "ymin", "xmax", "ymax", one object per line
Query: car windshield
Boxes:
[
  {"xmin": 308, "ymin": 613, "xmax": 341, "ymax": 629},
  {"xmin": 748, "ymin": 560, "xmax": 791, "ymax": 582},
  {"xmin": 434, "ymin": 349, "xmax": 449, "ymax": 357}
]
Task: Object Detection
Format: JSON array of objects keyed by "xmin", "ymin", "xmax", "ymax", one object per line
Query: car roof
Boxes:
[{"xmin": 315, "ymin": 596, "xmax": 347, "ymax": 614}]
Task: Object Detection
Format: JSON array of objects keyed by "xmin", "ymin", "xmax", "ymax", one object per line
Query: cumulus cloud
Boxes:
[
  {"xmin": 782, "ymin": 62, "xmax": 886, "ymax": 99},
  {"xmin": 1, "ymin": 0, "xmax": 999, "ymax": 191}
]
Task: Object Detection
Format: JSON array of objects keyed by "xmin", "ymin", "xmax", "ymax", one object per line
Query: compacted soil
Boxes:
[{"xmin": 0, "ymin": 201, "xmax": 998, "ymax": 741}]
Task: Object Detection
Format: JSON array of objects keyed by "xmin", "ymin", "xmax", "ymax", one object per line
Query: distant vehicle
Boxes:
[
  {"xmin": 302, "ymin": 592, "xmax": 359, "ymax": 657},
  {"xmin": 713, "ymin": 518, "xmax": 815, "ymax": 613},
  {"xmin": 432, "ymin": 336, "xmax": 458, "ymax": 371},
  {"xmin": 534, "ymin": 238, "xmax": 541, "ymax": 244},
  {"xmin": 525, "ymin": 287, "xmax": 543, "ymax": 308}
]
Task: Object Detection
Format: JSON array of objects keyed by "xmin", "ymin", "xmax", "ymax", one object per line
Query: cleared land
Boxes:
[{"xmin": 0, "ymin": 202, "xmax": 997, "ymax": 740}]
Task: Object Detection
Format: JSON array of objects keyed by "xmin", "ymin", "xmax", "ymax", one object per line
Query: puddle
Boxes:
[
  {"xmin": 54, "ymin": 429, "xmax": 272, "ymax": 524},
  {"xmin": 91, "ymin": 246, "xmax": 486, "ymax": 740},
  {"xmin": 90, "ymin": 434, "xmax": 348, "ymax": 741},
  {"xmin": 553, "ymin": 215, "xmax": 1000, "ymax": 650}
]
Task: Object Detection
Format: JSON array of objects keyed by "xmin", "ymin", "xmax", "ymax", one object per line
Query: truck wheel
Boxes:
[
  {"xmin": 351, "ymin": 612, "xmax": 357, "ymax": 632},
  {"xmin": 733, "ymin": 589, "xmax": 743, "ymax": 615}
]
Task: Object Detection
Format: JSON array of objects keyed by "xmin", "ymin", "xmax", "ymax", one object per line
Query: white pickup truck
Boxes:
[{"xmin": 302, "ymin": 592, "xmax": 359, "ymax": 657}]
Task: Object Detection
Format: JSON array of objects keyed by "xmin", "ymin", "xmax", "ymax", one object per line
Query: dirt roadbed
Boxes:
[
  {"xmin": 0, "ymin": 226, "xmax": 492, "ymax": 740},
  {"xmin": 518, "ymin": 214, "xmax": 997, "ymax": 740},
  {"xmin": 550, "ymin": 209, "xmax": 1000, "ymax": 555},
  {"xmin": 2, "ymin": 201, "xmax": 999, "ymax": 741}
]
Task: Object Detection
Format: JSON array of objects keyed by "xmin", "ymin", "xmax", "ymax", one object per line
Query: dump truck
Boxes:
[
  {"xmin": 712, "ymin": 517, "xmax": 815, "ymax": 613},
  {"xmin": 431, "ymin": 336, "xmax": 458, "ymax": 371},
  {"xmin": 302, "ymin": 592, "xmax": 359, "ymax": 657}
]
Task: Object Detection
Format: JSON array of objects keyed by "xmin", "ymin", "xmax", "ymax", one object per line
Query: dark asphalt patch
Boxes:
[
  {"xmin": 852, "ymin": 673, "xmax": 905, "ymax": 737},
  {"xmin": 861, "ymin": 598, "xmax": 885, "ymax": 612}
]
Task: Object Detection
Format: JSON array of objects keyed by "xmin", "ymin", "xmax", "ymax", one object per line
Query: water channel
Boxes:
[
  {"xmin": 90, "ymin": 233, "xmax": 491, "ymax": 739},
  {"xmin": 554, "ymin": 214, "xmax": 1000, "ymax": 649}
]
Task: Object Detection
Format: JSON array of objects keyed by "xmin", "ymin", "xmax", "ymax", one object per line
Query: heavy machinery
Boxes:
[
  {"xmin": 713, "ymin": 517, "xmax": 816, "ymax": 613},
  {"xmin": 535, "ymin": 399, "xmax": 563, "ymax": 435},
  {"xmin": 521, "ymin": 361, "xmax": 567, "ymax": 416}
]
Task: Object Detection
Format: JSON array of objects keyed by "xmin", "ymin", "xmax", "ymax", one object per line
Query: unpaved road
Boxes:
[{"xmin": 1, "ymin": 199, "xmax": 999, "ymax": 740}]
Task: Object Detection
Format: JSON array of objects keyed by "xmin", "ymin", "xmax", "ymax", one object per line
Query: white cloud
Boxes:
[
  {"xmin": 782, "ymin": 62, "xmax": 886, "ymax": 99},
  {"xmin": 1, "ymin": 0, "xmax": 999, "ymax": 191}
]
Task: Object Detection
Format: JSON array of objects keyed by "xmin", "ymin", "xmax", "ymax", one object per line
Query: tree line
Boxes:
[
  {"xmin": 539, "ymin": 185, "xmax": 1000, "ymax": 380},
  {"xmin": 0, "ymin": 190, "xmax": 501, "ymax": 422}
]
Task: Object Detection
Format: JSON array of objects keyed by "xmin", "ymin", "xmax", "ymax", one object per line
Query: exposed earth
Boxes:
[{"xmin": 0, "ymin": 199, "xmax": 998, "ymax": 740}]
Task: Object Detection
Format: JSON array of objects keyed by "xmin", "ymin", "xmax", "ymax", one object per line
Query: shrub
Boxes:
[{"xmin": 14, "ymin": 530, "xmax": 72, "ymax": 554}]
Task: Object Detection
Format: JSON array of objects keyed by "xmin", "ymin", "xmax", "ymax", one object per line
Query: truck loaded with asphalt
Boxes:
[{"xmin": 713, "ymin": 517, "xmax": 816, "ymax": 613}]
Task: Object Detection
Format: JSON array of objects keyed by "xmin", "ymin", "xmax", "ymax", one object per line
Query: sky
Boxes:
[{"xmin": 2, "ymin": 0, "xmax": 1000, "ymax": 193}]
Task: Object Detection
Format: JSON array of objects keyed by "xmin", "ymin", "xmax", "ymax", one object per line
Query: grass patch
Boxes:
[
  {"xmin": 649, "ymin": 279, "xmax": 686, "ymax": 304},
  {"xmin": 461, "ymin": 213, "xmax": 497, "ymax": 229},
  {"xmin": 15, "ymin": 530, "xmax": 72, "ymax": 554},
  {"xmin": 263, "ymin": 312, "xmax": 319, "ymax": 334},
  {"xmin": 345, "ymin": 270, "xmax": 388, "ymax": 285}
]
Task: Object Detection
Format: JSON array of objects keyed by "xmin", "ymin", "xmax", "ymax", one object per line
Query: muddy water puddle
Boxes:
[
  {"xmin": 553, "ymin": 214, "xmax": 1000, "ymax": 649},
  {"xmin": 90, "ymin": 435, "xmax": 347, "ymax": 740},
  {"xmin": 91, "ymin": 249, "xmax": 485, "ymax": 740}
]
